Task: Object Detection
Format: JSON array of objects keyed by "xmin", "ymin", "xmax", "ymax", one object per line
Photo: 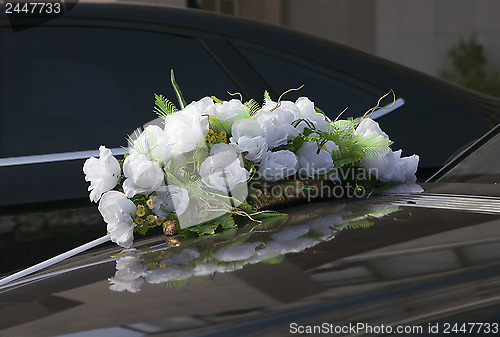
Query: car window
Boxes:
[
  {"xmin": 1, "ymin": 26, "xmax": 238, "ymax": 158},
  {"xmin": 237, "ymin": 46, "xmax": 384, "ymax": 119},
  {"xmin": 436, "ymin": 124, "xmax": 500, "ymax": 184}
]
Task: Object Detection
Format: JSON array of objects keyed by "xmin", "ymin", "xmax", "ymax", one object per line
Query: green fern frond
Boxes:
[
  {"xmin": 209, "ymin": 115, "xmax": 233, "ymax": 134},
  {"xmin": 325, "ymin": 119, "xmax": 358, "ymax": 141},
  {"xmin": 352, "ymin": 133, "xmax": 392, "ymax": 159},
  {"xmin": 153, "ymin": 94, "xmax": 177, "ymax": 118},
  {"xmin": 332, "ymin": 149, "xmax": 365, "ymax": 167},
  {"xmin": 245, "ymin": 99, "xmax": 261, "ymax": 117},
  {"xmin": 264, "ymin": 90, "xmax": 272, "ymax": 102}
]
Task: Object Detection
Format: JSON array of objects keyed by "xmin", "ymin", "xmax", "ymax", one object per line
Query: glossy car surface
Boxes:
[
  {"xmin": 1, "ymin": 184, "xmax": 500, "ymax": 336},
  {"xmin": 1, "ymin": 2, "xmax": 500, "ymax": 208},
  {"xmin": 1, "ymin": 124, "xmax": 500, "ymax": 337}
]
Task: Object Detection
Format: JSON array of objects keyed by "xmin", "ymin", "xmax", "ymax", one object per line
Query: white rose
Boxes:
[
  {"xmin": 83, "ymin": 146, "xmax": 121, "ymax": 202},
  {"xmin": 122, "ymin": 154, "xmax": 164, "ymax": 197},
  {"xmin": 355, "ymin": 118, "xmax": 389, "ymax": 140},
  {"xmin": 212, "ymin": 99, "xmax": 245, "ymax": 128},
  {"xmin": 354, "ymin": 118, "xmax": 391, "ymax": 157},
  {"xmin": 230, "ymin": 135, "xmax": 268, "ymax": 163},
  {"xmin": 98, "ymin": 191, "xmax": 137, "ymax": 248},
  {"xmin": 393, "ymin": 153, "xmax": 419, "ymax": 183},
  {"xmin": 258, "ymin": 150, "xmax": 299, "ymax": 182},
  {"xmin": 297, "ymin": 141, "xmax": 338, "ymax": 177},
  {"xmin": 200, "ymin": 149, "xmax": 250, "ymax": 192},
  {"xmin": 164, "ymin": 98, "xmax": 211, "ymax": 154},
  {"xmin": 258, "ymin": 119, "xmax": 296, "ymax": 149},
  {"xmin": 294, "ymin": 97, "xmax": 331, "ymax": 132},
  {"xmin": 361, "ymin": 150, "xmax": 419, "ymax": 183},
  {"xmin": 149, "ymin": 185, "xmax": 190, "ymax": 217},
  {"xmin": 231, "ymin": 118, "xmax": 266, "ymax": 140},
  {"xmin": 256, "ymin": 99, "xmax": 298, "ymax": 125},
  {"xmin": 129, "ymin": 125, "xmax": 171, "ymax": 163}
]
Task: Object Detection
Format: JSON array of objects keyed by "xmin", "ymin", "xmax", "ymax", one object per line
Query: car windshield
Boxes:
[{"xmin": 432, "ymin": 123, "xmax": 500, "ymax": 184}]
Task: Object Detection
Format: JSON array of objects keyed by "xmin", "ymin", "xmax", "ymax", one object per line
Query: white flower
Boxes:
[
  {"xmin": 122, "ymin": 153, "xmax": 164, "ymax": 198},
  {"xmin": 149, "ymin": 185, "xmax": 190, "ymax": 217},
  {"xmin": 230, "ymin": 135, "xmax": 268, "ymax": 163},
  {"xmin": 393, "ymin": 153, "xmax": 419, "ymax": 183},
  {"xmin": 231, "ymin": 118, "xmax": 266, "ymax": 140},
  {"xmin": 98, "ymin": 191, "xmax": 137, "ymax": 248},
  {"xmin": 355, "ymin": 118, "xmax": 389, "ymax": 140},
  {"xmin": 361, "ymin": 150, "xmax": 419, "ymax": 183},
  {"xmin": 210, "ymin": 142, "xmax": 238, "ymax": 155},
  {"xmin": 200, "ymin": 149, "xmax": 250, "ymax": 192},
  {"xmin": 297, "ymin": 141, "xmax": 338, "ymax": 177},
  {"xmin": 215, "ymin": 242, "xmax": 261, "ymax": 262},
  {"xmin": 129, "ymin": 125, "xmax": 171, "ymax": 163},
  {"xmin": 212, "ymin": 99, "xmax": 245, "ymax": 126},
  {"xmin": 163, "ymin": 98, "xmax": 211, "ymax": 154},
  {"xmin": 354, "ymin": 118, "xmax": 390, "ymax": 157},
  {"xmin": 83, "ymin": 146, "xmax": 121, "ymax": 202},
  {"xmin": 294, "ymin": 97, "xmax": 331, "ymax": 132},
  {"xmin": 258, "ymin": 150, "xmax": 299, "ymax": 182}
]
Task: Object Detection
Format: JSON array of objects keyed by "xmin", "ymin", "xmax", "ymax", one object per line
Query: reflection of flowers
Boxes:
[
  {"xmin": 109, "ymin": 203, "xmax": 400, "ymax": 292},
  {"xmin": 109, "ymin": 250, "xmax": 147, "ymax": 293}
]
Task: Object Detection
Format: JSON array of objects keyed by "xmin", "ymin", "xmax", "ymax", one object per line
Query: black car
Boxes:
[
  {"xmin": 1, "ymin": 2, "xmax": 500, "ymax": 209},
  {"xmin": 1, "ymin": 122, "xmax": 500, "ymax": 336},
  {"xmin": 1, "ymin": 4, "xmax": 500, "ymax": 336}
]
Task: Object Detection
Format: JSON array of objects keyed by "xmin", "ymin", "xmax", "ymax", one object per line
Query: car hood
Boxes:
[{"xmin": 1, "ymin": 182, "xmax": 500, "ymax": 336}]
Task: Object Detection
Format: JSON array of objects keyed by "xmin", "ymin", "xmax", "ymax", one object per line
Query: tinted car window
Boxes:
[
  {"xmin": 238, "ymin": 46, "xmax": 384, "ymax": 118},
  {"xmin": 1, "ymin": 26, "xmax": 238, "ymax": 158}
]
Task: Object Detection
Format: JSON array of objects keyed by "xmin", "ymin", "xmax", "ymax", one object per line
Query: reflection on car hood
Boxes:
[{"xmin": 1, "ymin": 183, "xmax": 500, "ymax": 336}]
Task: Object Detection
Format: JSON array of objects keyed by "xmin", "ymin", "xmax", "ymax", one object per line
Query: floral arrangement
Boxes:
[
  {"xmin": 83, "ymin": 71, "xmax": 418, "ymax": 249},
  {"xmin": 109, "ymin": 203, "xmax": 399, "ymax": 292}
]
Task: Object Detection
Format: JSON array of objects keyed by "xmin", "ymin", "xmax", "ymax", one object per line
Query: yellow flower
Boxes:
[
  {"xmin": 135, "ymin": 216, "xmax": 144, "ymax": 224},
  {"xmin": 159, "ymin": 263, "xmax": 166, "ymax": 268},
  {"xmin": 136, "ymin": 205, "xmax": 146, "ymax": 216},
  {"xmin": 147, "ymin": 215, "xmax": 156, "ymax": 223},
  {"xmin": 156, "ymin": 217, "xmax": 164, "ymax": 226},
  {"xmin": 147, "ymin": 198, "xmax": 154, "ymax": 208}
]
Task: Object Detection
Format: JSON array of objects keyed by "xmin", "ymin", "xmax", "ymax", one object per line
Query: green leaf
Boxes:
[
  {"xmin": 208, "ymin": 115, "xmax": 233, "ymax": 134},
  {"xmin": 211, "ymin": 96, "xmax": 223, "ymax": 104},
  {"xmin": 264, "ymin": 90, "xmax": 272, "ymax": 102},
  {"xmin": 135, "ymin": 222, "xmax": 149, "ymax": 235},
  {"xmin": 291, "ymin": 135, "xmax": 305, "ymax": 152},
  {"xmin": 153, "ymin": 94, "xmax": 177, "ymax": 118},
  {"xmin": 244, "ymin": 99, "xmax": 261, "ymax": 117},
  {"xmin": 171, "ymin": 69, "xmax": 186, "ymax": 109}
]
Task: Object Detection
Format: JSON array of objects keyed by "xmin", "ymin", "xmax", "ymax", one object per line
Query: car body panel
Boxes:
[{"xmin": 1, "ymin": 182, "xmax": 500, "ymax": 336}]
